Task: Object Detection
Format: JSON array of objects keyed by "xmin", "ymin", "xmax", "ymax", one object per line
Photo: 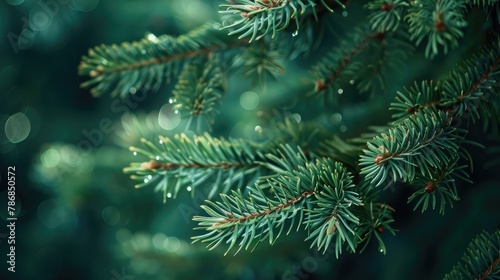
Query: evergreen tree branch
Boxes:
[
  {"xmin": 238, "ymin": 39, "xmax": 285, "ymax": 86},
  {"xmin": 311, "ymin": 27, "xmax": 414, "ymax": 102},
  {"xmin": 365, "ymin": 0, "xmax": 410, "ymax": 32},
  {"xmin": 407, "ymin": 155, "xmax": 470, "ymax": 215},
  {"xmin": 192, "ymin": 145, "xmax": 363, "ymax": 256},
  {"xmin": 219, "ymin": 0, "xmax": 347, "ymax": 42},
  {"xmin": 79, "ymin": 22, "xmax": 246, "ymax": 97},
  {"xmin": 444, "ymin": 229, "xmax": 500, "ymax": 280},
  {"xmin": 363, "ymin": 39, "xmax": 500, "ymax": 214},
  {"xmin": 172, "ymin": 58, "xmax": 225, "ymax": 131},
  {"xmin": 391, "ymin": 39, "xmax": 500, "ymax": 127},
  {"xmin": 406, "ymin": 0, "xmax": 467, "ymax": 58},
  {"xmin": 465, "ymin": 0, "xmax": 500, "ymax": 8},
  {"xmin": 360, "ymin": 109, "xmax": 464, "ymax": 187},
  {"xmin": 123, "ymin": 133, "xmax": 269, "ymax": 201}
]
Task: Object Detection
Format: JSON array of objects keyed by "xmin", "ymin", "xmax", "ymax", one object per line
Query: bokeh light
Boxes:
[
  {"xmin": 6, "ymin": 0, "xmax": 24, "ymax": 5},
  {"xmin": 5, "ymin": 112, "xmax": 31, "ymax": 144},
  {"xmin": 164, "ymin": 236, "xmax": 181, "ymax": 253},
  {"xmin": 239, "ymin": 91, "xmax": 259, "ymax": 110},
  {"xmin": 71, "ymin": 0, "xmax": 100, "ymax": 12},
  {"xmin": 158, "ymin": 104, "xmax": 181, "ymax": 130},
  {"xmin": 41, "ymin": 148, "xmax": 61, "ymax": 168},
  {"xmin": 102, "ymin": 206, "xmax": 121, "ymax": 226}
]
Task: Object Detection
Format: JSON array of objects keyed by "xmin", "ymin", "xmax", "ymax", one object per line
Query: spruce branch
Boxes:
[
  {"xmin": 444, "ymin": 229, "xmax": 500, "ymax": 280},
  {"xmin": 311, "ymin": 27, "xmax": 413, "ymax": 102},
  {"xmin": 465, "ymin": 0, "xmax": 500, "ymax": 8},
  {"xmin": 355, "ymin": 194, "xmax": 396, "ymax": 254},
  {"xmin": 391, "ymin": 39, "xmax": 500, "ymax": 127},
  {"xmin": 79, "ymin": 22, "xmax": 245, "ymax": 97},
  {"xmin": 219, "ymin": 0, "xmax": 346, "ymax": 42},
  {"xmin": 442, "ymin": 39, "xmax": 500, "ymax": 121},
  {"xmin": 407, "ymin": 155, "xmax": 470, "ymax": 215},
  {"xmin": 365, "ymin": 0, "xmax": 410, "ymax": 32},
  {"xmin": 390, "ymin": 80, "xmax": 443, "ymax": 121},
  {"xmin": 238, "ymin": 39, "xmax": 285, "ymax": 85},
  {"xmin": 123, "ymin": 133, "xmax": 268, "ymax": 201},
  {"xmin": 172, "ymin": 58, "xmax": 225, "ymax": 131},
  {"xmin": 192, "ymin": 145, "xmax": 362, "ymax": 257},
  {"xmin": 406, "ymin": 0, "xmax": 467, "ymax": 58},
  {"xmin": 359, "ymin": 109, "xmax": 464, "ymax": 187}
]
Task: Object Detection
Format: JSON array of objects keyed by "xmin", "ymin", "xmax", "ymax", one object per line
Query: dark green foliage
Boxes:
[
  {"xmin": 172, "ymin": 58, "xmax": 225, "ymax": 131},
  {"xmin": 406, "ymin": 155, "xmax": 469, "ymax": 215},
  {"xmin": 238, "ymin": 40, "xmax": 285, "ymax": 85},
  {"xmin": 390, "ymin": 80, "xmax": 442, "ymax": 122},
  {"xmin": 76, "ymin": 0, "xmax": 500, "ymax": 275},
  {"xmin": 79, "ymin": 23, "xmax": 239, "ymax": 97},
  {"xmin": 365, "ymin": 0, "xmax": 409, "ymax": 32},
  {"xmin": 466, "ymin": 0, "xmax": 500, "ymax": 7},
  {"xmin": 360, "ymin": 109, "xmax": 463, "ymax": 187},
  {"xmin": 442, "ymin": 39, "xmax": 500, "ymax": 123},
  {"xmin": 192, "ymin": 145, "xmax": 363, "ymax": 257},
  {"xmin": 219, "ymin": 0, "xmax": 344, "ymax": 42},
  {"xmin": 406, "ymin": 0, "xmax": 467, "ymax": 58},
  {"xmin": 124, "ymin": 133, "xmax": 269, "ymax": 201},
  {"xmin": 444, "ymin": 229, "xmax": 500, "ymax": 279},
  {"xmin": 311, "ymin": 26, "xmax": 414, "ymax": 101}
]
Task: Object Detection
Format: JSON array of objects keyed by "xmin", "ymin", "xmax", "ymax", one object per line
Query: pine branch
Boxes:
[
  {"xmin": 360, "ymin": 109, "xmax": 464, "ymax": 187},
  {"xmin": 465, "ymin": 0, "xmax": 500, "ymax": 8},
  {"xmin": 311, "ymin": 27, "xmax": 414, "ymax": 102},
  {"xmin": 391, "ymin": 39, "xmax": 500, "ymax": 127},
  {"xmin": 442, "ymin": 39, "xmax": 500, "ymax": 121},
  {"xmin": 356, "ymin": 197, "xmax": 396, "ymax": 255},
  {"xmin": 219, "ymin": 0, "xmax": 347, "ymax": 42},
  {"xmin": 123, "ymin": 133, "xmax": 269, "ymax": 201},
  {"xmin": 192, "ymin": 145, "xmax": 362, "ymax": 257},
  {"xmin": 390, "ymin": 80, "xmax": 443, "ymax": 121},
  {"xmin": 238, "ymin": 39, "xmax": 285, "ymax": 86},
  {"xmin": 407, "ymin": 155, "xmax": 470, "ymax": 214},
  {"xmin": 406, "ymin": 0, "xmax": 467, "ymax": 58},
  {"xmin": 365, "ymin": 0, "xmax": 410, "ymax": 32},
  {"xmin": 444, "ymin": 229, "xmax": 500, "ymax": 280},
  {"xmin": 79, "ymin": 22, "xmax": 245, "ymax": 97},
  {"xmin": 172, "ymin": 58, "xmax": 225, "ymax": 131}
]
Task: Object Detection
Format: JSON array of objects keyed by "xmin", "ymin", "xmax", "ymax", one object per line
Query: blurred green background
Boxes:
[{"xmin": 1, "ymin": 0, "xmax": 499, "ymax": 279}]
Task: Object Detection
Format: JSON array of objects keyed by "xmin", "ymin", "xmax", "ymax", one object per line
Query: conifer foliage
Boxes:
[{"xmin": 79, "ymin": 0, "xmax": 500, "ymax": 278}]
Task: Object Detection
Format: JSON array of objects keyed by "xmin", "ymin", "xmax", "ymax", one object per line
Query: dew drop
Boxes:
[
  {"xmin": 148, "ymin": 175, "xmax": 152, "ymax": 179},
  {"xmin": 133, "ymin": 152, "xmax": 137, "ymax": 156},
  {"xmin": 144, "ymin": 178, "xmax": 149, "ymax": 183},
  {"xmin": 141, "ymin": 50, "xmax": 147, "ymax": 54},
  {"xmin": 159, "ymin": 139, "xmax": 163, "ymax": 144},
  {"xmin": 349, "ymin": 80, "xmax": 355, "ymax": 85},
  {"xmin": 292, "ymin": 30, "xmax": 298, "ymax": 37},
  {"xmin": 254, "ymin": 125, "xmax": 263, "ymax": 133},
  {"xmin": 169, "ymin": 98, "xmax": 174, "ymax": 104},
  {"xmin": 342, "ymin": 11, "xmax": 348, "ymax": 17},
  {"xmin": 338, "ymin": 88, "xmax": 344, "ymax": 94},
  {"xmin": 174, "ymin": 110, "xmax": 179, "ymax": 114},
  {"xmin": 155, "ymin": 156, "xmax": 160, "ymax": 160},
  {"xmin": 167, "ymin": 193, "xmax": 172, "ymax": 198},
  {"xmin": 187, "ymin": 186, "xmax": 192, "ymax": 192},
  {"xmin": 129, "ymin": 87, "xmax": 137, "ymax": 94}
]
